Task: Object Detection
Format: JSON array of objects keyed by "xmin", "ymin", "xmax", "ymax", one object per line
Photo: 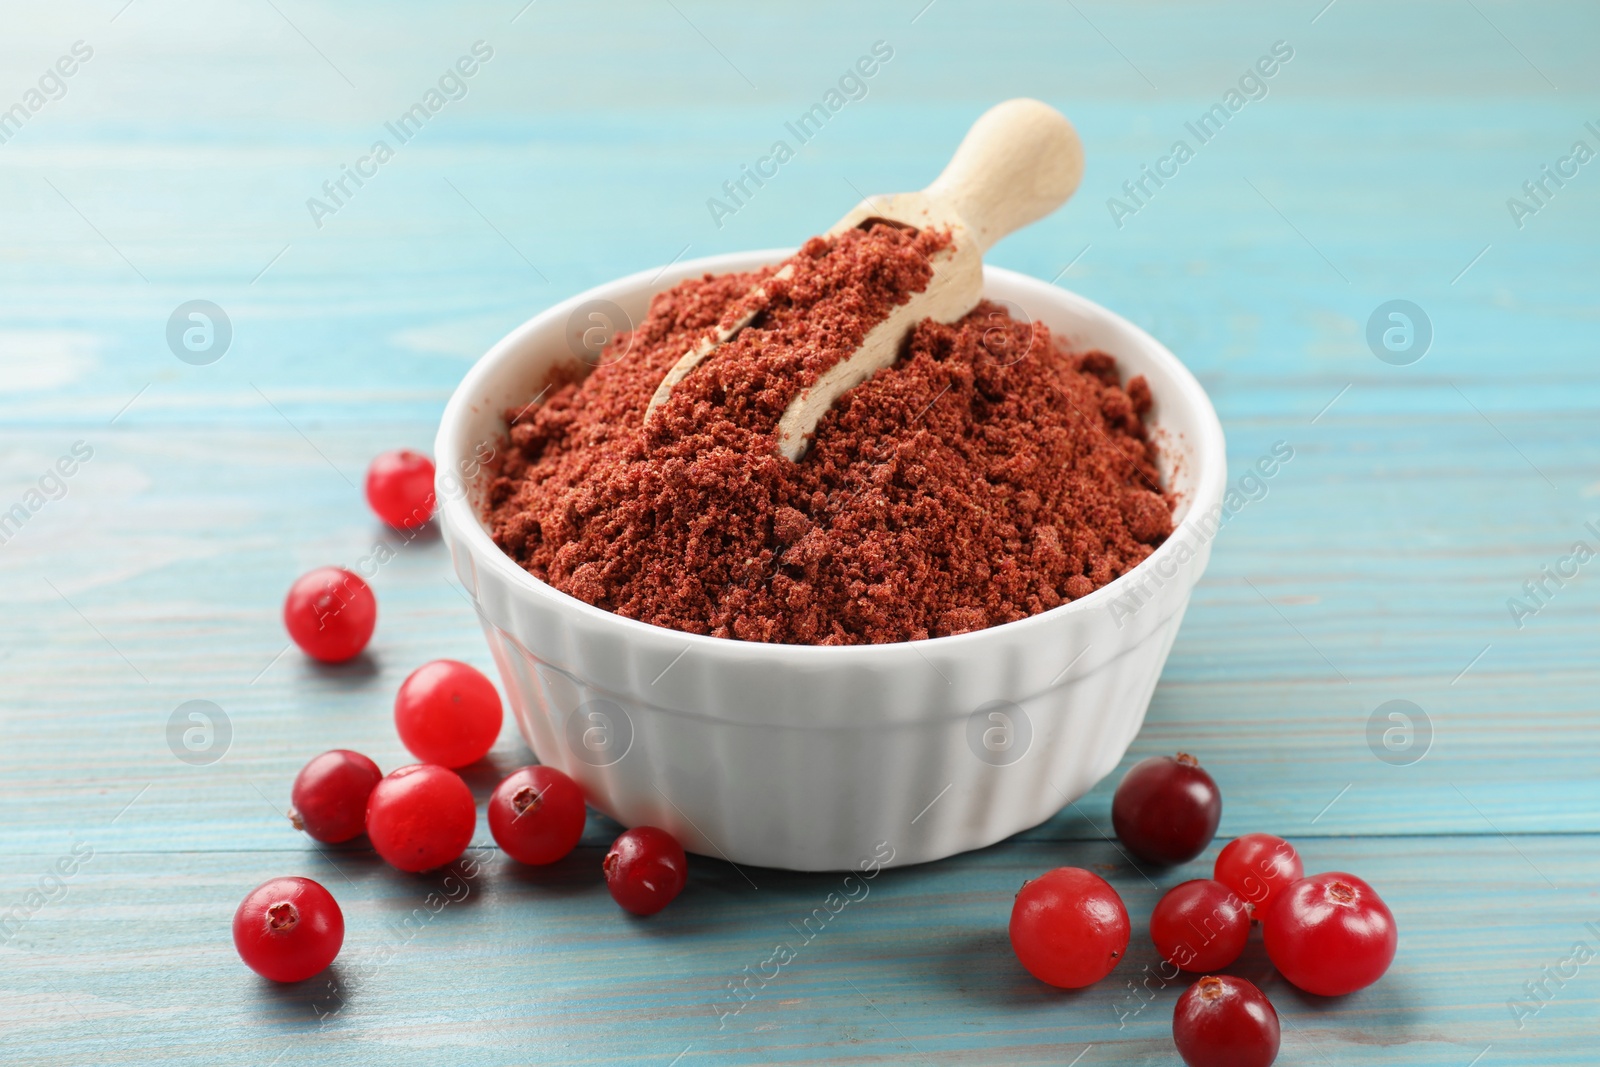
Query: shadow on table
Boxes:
[
  {"xmin": 298, "ymin": 649, "xmax": 381, "ymax": 688},
  {"xmin": 253, "ymin": 960, "xmax": 349, "ymax": 1029},
  {"xmin": 494, "ymin": 844, "xmax": 610, "ymax": 901},
  {"xmin": 455, "ymin": 751, "xmax": 534, "ymax": 805}
]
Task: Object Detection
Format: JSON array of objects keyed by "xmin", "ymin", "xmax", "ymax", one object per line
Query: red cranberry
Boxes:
[
  {"xmin": 393, "ymin": 659, "xmax": 503, "ymax": 768},
  {"xmin": 289, "ymin": 749, "xmax": 383, "ymax": 843},
  {"xmin": 1008, "ymin": 867, "xmax": 1130, "ymax": 988},
  {"xmin": 365, "ymin": 764, "xmax": 476, "ymax": 872},
  {"xmin": 1264, "ymin": 871, "xmax": 1397, "ymax": 996},
  {"xmin": 365, "ymin": 449, "xmax": 436, "ymax": 529},
  {"xmin": 283, "ymin": 566, "xmax": 376, "ymax": 663},
  {"xmin": 233, "ymin": 876, "xmax": 344, "ymax": 983},
  {"xmin": 1214, "ymin": 833, "xmax": 1303, "ymax": 918},
  {"xmin": 1173, "ymin": 975, "xmax": 1280, "ymax": 1067},
  {"xmin": 488, "ymin": 765, "xmax": 586, "ymax": 865},
  {"xmin": 603, "ymin": 827, "xmax": 687, "ymax": 916},
  {"xmin": 1150, "ymin": 879, "xmax": 1250, "ymax": 973},
  {"xmin": 1111, "ymin": 753, "xmax": 1222, "ymax": 865}
]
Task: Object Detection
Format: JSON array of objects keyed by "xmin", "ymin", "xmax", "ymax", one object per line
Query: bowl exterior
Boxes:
[{"xmin": 437, "ymin": 251, "xmax": 1225, "ymax": 871}]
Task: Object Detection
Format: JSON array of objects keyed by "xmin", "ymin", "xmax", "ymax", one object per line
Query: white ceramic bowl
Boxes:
[{"xmin": 435, "ymin": 250, "xmax": 1226, "ymax": 872}]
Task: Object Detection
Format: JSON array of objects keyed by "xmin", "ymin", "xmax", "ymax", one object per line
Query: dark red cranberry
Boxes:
[
  {"xmin": 603, "ymin": 827, "xmax": 687, "ymax": 916},
  {"xmin": 1173, "ymin": 975, "xmax": 1280, "ymax": 1067},
  {"xmin": 1111, "ymin": 752, "xmax": 1222, "ymax": 864},
  {"xmin": 289, "ymin": 749, "xmax": 382, "ymax": 844}
]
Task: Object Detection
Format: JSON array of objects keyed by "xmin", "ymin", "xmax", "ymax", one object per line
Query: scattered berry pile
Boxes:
[
  {"xmin": 239, "ymin": 451, "xmax": 1400, "ymax": 1067},
  {"xmin": 1008, "ymin": 753, "xmax": 1398, "ymax": 1066},
  {"xmin": 234, "ymin": 450, "xmax": 689, "ymax": 985}
]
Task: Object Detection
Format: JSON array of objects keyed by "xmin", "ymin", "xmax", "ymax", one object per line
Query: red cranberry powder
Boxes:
[{"xmin": 485, "ymin": 223, "xmax": 1172, "ymax": 645}]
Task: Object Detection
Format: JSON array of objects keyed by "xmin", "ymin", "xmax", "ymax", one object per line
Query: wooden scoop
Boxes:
[{"xmin": 645, "ymin": 98, "xmax": 1084, "ymax": 460}]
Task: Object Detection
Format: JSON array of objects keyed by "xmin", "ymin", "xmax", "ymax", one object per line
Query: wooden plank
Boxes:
[{"xmin": 1, "ymin": 836, "xmax": 1590, "ymax": 1066}]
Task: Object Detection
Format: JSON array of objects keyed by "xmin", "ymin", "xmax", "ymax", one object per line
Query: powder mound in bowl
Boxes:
[{"xmin": 484, "ymin": 223, "xmax": 1173, "ymax": 646}]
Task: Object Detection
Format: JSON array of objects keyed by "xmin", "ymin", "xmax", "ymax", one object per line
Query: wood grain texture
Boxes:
[{"xmin": 2, "ymin": 1, "xmax": 1598, "ymax": 1063}]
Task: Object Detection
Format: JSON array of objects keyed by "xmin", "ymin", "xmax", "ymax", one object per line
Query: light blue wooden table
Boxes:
[{"xmin": 3, "ymin": 1, "xmax": 1597, "ymax": 1063}]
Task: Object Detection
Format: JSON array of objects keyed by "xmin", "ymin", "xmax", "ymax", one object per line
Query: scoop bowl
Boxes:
[{"xmin": 435, "ymin": 249, "xmax": 1226, "ymax": 871}]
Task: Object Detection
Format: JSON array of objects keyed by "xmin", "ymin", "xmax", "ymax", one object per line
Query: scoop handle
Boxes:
[{"xmin": 923, "ymin": 98, "xmax": 1083, "ymax": 254}]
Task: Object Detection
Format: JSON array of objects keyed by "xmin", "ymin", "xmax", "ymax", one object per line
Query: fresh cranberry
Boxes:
[
  {"xmin": 488, "ymin": 765, "xmax": 586, "ymax": 865},
  {"xmin": 1008, "ymin": 867, "xmax": 1130, "ymax": 988},
  {"xmin": 365, "ymin": 449, "xmax": 436, "ymax": 529},
  {"xmin": 283, "ymin": 566, "xmax": 376, "ymax": 663},
  {"xmin": 393, "ymin": 659, "xmax": 503, "ymax": 768},
  {"xmin": 289, "ymin": 750, "xmax": 383, "ymax": 843},
  {"xmin": 232, "ymin": 876, "xmax": 344, "ymax": 982},
  {"xmin": 1173, "ymin": 975, "xmax": 1280, "ymax": 1067},
  {"xmin": 1111, "ymin": 753, "xmax": 1222, "ymax": 865},
  {"xmin": 1151, "ymin": 879, "xmax": 1250, "ymax": 973},
  {"xmin": 365, "ymin": 764, "xmax": 476, "ymax": 872},
  {"xmin": 1214, "ymin": 833, "xmax": 1303, "ymax": 918},
  {"xmin": 603, "ymin": 827, "xmax": 687, "ymax": 916},
  {"xmin": 1264, "ymin": 871, "xmax": 1397, "ymax": 996}
]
